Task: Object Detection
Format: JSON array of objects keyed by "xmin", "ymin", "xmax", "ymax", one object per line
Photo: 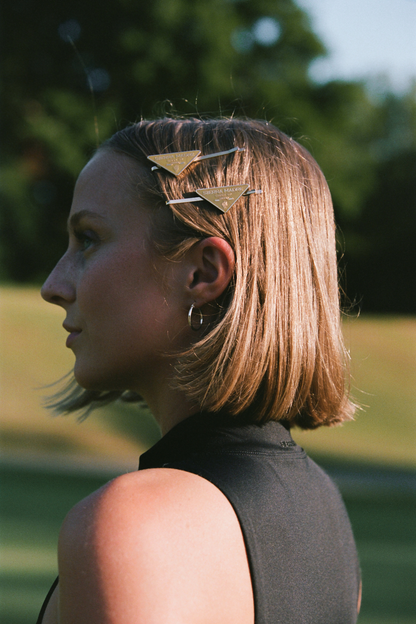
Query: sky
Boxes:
[{"xmin": 295, "ymin": 0, "xmax": 416, "ymax": 93}]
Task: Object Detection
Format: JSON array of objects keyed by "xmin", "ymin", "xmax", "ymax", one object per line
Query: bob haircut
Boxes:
[{"xmin": 50, "ymin": 117, "xmax": 355, "ymax": 429}]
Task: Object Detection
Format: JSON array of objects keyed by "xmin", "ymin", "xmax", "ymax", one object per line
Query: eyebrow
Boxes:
[{"xmin": 67, "ymin": 210, "xmax": 107, "ymax": 231}]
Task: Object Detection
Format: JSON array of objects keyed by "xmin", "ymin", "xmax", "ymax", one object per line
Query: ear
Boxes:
[{"xmin": 185, "ymin": 237, "xmax": 235, "ymax": 307}]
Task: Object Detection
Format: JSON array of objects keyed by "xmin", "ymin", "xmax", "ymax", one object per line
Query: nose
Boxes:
[{"xmin": 41, "ymin": 254, "xmax": 76, "ymax": 307}]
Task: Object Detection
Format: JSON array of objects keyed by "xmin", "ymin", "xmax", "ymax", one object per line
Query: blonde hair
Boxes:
[{"xmin": 51, "ymin": 118, "xmax": 355, "ymax": 429}]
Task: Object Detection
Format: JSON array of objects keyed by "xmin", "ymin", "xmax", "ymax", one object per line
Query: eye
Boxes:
[{"xmin": 74, "ymin": 229, "xmax": 98, "ymax": 252}]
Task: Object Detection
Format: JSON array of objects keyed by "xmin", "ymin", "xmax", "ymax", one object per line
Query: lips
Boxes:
[{"xmin": 63, "ymin": 322, "xmax": 82, "ymax": 348}]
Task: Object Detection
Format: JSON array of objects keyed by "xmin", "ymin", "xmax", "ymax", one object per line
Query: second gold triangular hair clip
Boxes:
[{"xmin": 166, "ymin": 185, "xmax": 262, "ymax": 213}]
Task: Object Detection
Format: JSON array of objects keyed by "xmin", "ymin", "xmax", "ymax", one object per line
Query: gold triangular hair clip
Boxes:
[
  {"xmin": 166, "ymin": 184, "xmax": 262, "ymax": 213},
  {"xmin": 148, "ymin": 146, "xmax": 245, "ymax": 176}
]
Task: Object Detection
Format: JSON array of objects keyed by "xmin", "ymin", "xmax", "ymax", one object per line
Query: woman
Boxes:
[{"xmin": 38, "ymin": 117, "xmax": 361, "ymax": 623}]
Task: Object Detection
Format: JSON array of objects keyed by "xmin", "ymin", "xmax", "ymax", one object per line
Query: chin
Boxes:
[
  {"xmin": 74, "ymin": 364, "xmax": 137, "ymax": 394},
  {"xmin": 74, "ymin": 367, "xmax": 115, "ymax": 392}
]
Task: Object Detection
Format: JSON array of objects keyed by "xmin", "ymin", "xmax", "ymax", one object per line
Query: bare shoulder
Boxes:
[{"xmin": 58, "ymin": 468, "xmax": 254, "ymax": 624}]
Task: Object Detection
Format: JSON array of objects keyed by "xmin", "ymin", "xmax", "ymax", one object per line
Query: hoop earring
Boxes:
[{"xmin": 188, "ymin": 303, "xmax": 203, "ymax": 331}]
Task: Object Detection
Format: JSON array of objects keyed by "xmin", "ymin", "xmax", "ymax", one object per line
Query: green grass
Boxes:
[
  {"xmin": 0, "ymin": 464, "xmax": 110, "ymax": 624},
  {"xmin": 347, "ymin": 491, "xmax": 416, "ymax": 622},
  {"xmin": 293, "ymin": 315, "xmax": 416, "ymax": 467}
]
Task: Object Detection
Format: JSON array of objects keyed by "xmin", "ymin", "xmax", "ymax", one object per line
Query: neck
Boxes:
[{"xmin": 141, "ymin": 383, "xmax": 199, "ymax": 436}]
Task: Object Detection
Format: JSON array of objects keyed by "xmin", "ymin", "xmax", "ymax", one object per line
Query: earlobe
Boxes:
[{"xmin": 187, "ymin": 237, "xmax": 235, "ymax": 307}]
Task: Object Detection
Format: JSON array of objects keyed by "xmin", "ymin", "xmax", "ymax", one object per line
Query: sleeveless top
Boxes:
[{"xmin": 37, "ymin": 411, "xmax": 360, "ymax": 623}]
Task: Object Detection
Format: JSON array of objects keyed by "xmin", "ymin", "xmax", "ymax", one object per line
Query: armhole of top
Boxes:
[
  {"xmin": 36, "ymin": 576, "xmax": 59, "ymax": 624},
  {"xmin": 170, "ymin": 461, "xmax": 259, "ymax": 621}
]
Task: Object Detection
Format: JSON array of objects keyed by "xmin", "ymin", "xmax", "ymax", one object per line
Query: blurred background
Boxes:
[{"xmin": 1, "ymin": 0, "xmax": 415, "ymax": 622}]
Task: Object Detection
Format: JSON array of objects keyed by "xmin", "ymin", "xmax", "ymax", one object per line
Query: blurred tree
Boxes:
[
  {"xmin": 338, "ymin": 87, "xmax": 416, "ymax": 313},
  {"xmin": 1, "ymin": 0, "xmax": 414, "ymax": 311}
]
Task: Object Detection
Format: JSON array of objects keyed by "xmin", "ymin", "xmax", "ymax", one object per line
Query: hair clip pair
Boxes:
[
  {"xmin": 149, "ymin": 146, "xmax": 261, "ymax": 212},
  {"xmin": 148, "ymin": 146, "xmax": 245, "ymax": 176},
  {"xmin": 166, "ymin": 185, "xmax": 262, "ymax": 213}
]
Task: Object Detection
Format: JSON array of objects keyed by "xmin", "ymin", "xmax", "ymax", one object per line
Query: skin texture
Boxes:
[
  {"xmin": 41, "ymin": 151, "xmax": 235, "ymax": 431},
  {"xmin": 40, "ymin": 152, "xmax": 254, "ymax": 623}
]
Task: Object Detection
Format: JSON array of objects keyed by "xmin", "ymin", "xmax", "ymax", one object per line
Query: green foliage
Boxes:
[{"xmin": 1, "ymin": 0, "xmax": 415, "ymax": 311}]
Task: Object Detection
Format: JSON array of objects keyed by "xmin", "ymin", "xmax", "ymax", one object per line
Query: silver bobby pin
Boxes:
[
  {"xmin": 166, "ymin": 185, "xmax": 262, "ymax": 213},
  {"xmin": 194, "ymin": 146, "xmax": 245, "ymax": 161}
]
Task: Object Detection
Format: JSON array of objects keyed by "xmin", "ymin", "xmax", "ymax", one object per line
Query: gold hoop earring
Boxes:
[{"xmin": 188, "ymin": 304, "xmax": 203, "ymax": 331}]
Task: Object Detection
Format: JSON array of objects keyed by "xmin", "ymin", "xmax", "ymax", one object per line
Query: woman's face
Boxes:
[{"xmin": 41, "ymin": 151, "xmax": 188, "ymax": 396}]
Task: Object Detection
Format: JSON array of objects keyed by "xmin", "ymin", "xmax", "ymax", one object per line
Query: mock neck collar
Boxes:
[{"xmin": 139, "ymin": 410, "xmax": 298, "ymax": 470}]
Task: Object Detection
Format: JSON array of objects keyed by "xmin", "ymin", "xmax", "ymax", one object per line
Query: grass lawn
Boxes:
[
  {"xmin": 1, "ymin": 286, "xmax": 416, "ymax": 622},
  {"xmin": 293, "ymin": 315, "xmax": 416, "ymax": 467}
]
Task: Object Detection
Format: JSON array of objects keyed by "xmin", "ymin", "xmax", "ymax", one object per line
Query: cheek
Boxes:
[{"xmin": 77, "ymin": 248, "xmax": 170, "ymax": 338}]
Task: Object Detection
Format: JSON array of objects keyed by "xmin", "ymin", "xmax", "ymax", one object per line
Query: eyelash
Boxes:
[{"xmin": 73, "ymin": 229, "xmax": 98, "ymax": 252}]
